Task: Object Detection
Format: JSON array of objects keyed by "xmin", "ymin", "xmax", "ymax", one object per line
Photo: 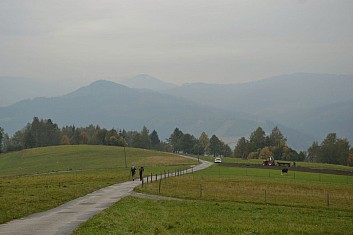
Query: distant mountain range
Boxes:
[
  {"xmin": 1, "ymin": 73, "xmax": 353, "ymax": 151},
  {"xmin": 161, "ymin": 73, "xmax": 353, "ymax": 145},
  {"xmin": 0, "ymin": 80, "xmax": 265, "ymax": 146}
]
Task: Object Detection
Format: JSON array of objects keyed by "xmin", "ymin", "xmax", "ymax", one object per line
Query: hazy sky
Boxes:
[{"xmin": 1, "ymin": 0, "xmax": 353, "ymax": 85}]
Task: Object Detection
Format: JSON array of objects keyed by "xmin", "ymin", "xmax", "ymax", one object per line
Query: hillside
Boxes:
[
  {"xmin": 164, "ymin": 73, "xmax": 353, "ymax": 114},
  {"xmin": 163, "ymin": 73, "xmax": 353, "ymax": 144},
  {"xmin": 2, "ymin": 73, "xmax": 350, "ymax": 150},
  {"xmin": 0, "ymin": 80, "xmax": 269, "ymax": 145}
]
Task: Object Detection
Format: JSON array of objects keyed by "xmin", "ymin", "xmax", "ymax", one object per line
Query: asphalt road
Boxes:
[{"xmin": 0, "ymin": 157, "xmax": 212, "ymax": 235}]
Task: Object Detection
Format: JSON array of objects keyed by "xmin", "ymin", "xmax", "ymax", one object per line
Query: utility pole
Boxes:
[{"xmin": 123, "ymin": 135, "xmax": 127, "ymax": 168}]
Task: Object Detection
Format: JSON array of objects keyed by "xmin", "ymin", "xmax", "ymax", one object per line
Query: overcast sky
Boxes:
[{"xmin": 1, "ymin": 0, "xmax": 353, "ymax": 85}]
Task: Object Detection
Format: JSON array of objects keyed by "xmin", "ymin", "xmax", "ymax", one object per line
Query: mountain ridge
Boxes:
[
  {"xmin": 1, "ymin": 73, "xmax": 352, "ymax": 150},
  {"xmin": 121, "ymin": 74, "xmax": 177, "ymax": 91},
  {"xmin": 1, "ymin": 80, "xmax": 272, "ymax": 146}
]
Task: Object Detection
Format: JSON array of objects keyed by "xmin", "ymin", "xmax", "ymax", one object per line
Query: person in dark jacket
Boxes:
[
  {"xmin": 131, "ymin": 165, "xmax": 136, "ymax": 181},
  {"xmin": 139, "ymin": 166, "xmax": 144, "ymax": 181}
]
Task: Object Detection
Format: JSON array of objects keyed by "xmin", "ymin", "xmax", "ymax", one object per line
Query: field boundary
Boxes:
[{"xmin": 221, "ymin": 163, "xmax": 353, "ymax": 176}]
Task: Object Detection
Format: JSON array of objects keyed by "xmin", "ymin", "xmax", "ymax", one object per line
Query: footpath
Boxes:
[{"xmin": 0, "ymin": 157, "xmax": 212, "ymax": 235}]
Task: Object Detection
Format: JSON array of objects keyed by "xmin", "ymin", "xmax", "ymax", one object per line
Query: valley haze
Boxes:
[{"xmin": 1, "ymin": 73, "xmax": 353, "ymax": 151}]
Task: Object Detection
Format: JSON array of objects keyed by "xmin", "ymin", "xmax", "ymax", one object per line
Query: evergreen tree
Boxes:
[
  {"xmin": 319, "ymin": 133, "xmax": 350, "ymax": 165},
  {"xmin": 140, "ymin": 126, "xmax": 152, "ymax": 149},
  {"xmin": 209, "ymin": 134, "xmax": 221, "ymax": 157},
  {"xmin": 269, "ymin": 126, "xmax": 286, "ymax": 147},
  {"xmin": 234, "ymin": 137, "xmax": 250, "ymax": 158},
  {"xmin": 180, "ymin": 133, "xmax": 196, "ymax": 154},
  {"xmin": 249, "ymin": 127, "xmax": 266, "ymax": 152},
  {"xmin": 150, "ymin": 130, "xmax": 160, "ymax": 150},
  {"xmin": 169, "ymin": 128, "xmax": 184, "ymax": 153}
]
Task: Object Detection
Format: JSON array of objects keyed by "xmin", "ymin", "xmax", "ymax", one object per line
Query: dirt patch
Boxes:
[{"xmin": 220, "ymin": 163, "xmax": 353, "ymax": 176}]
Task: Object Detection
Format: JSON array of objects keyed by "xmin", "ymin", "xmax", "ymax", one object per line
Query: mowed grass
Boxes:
[
  {"xmin": 74, "ymin": 197, "xmax": 353, "ymax": 235},
  {"xmin": 0, "ymin": 145, "xmax": 197, "ymax": 224},
  {"xmin": 0, "ymin": 145, "xmax": 195, "ymax": 177},
  {"xmin": 74, "ymin": 164, "xmax": 353, "ymax": 235}
]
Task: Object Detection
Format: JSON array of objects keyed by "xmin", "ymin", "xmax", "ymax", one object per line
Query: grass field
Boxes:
[
  {"xmin": 201, "ymin": 155, "xmax": 353, "ymax": 172},
  {"xmin": 2, "ymin": 148, "xmax": 353, "ymax": 234},
  {"xmin": 74, "ymin": 161, "xmax": 353, "ymax": 235},
  {"xmin": 0, "ymin": 145, "xmax": 197, "ymax": 224},
  {"xmin": 74, "ymin": 196, "xmax": 353, "ymax": 235}
]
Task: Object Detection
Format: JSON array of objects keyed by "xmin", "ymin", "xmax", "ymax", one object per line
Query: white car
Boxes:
[{"xmin": 214, "ymin": 157, "xmax": 222, "ymax": 163}]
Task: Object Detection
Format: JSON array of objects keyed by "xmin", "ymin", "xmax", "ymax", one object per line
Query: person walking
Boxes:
[
  {"xmin": 131, "ymin": 165, "xmax": 136, "ymax": 181},
  {"xmin": 139, "ymin": 166, "xmax": 144, "ymax": 181}
]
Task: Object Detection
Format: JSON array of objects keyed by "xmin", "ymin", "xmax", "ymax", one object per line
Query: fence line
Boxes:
[{"xmin": 140, "ymin": 167, "xmax": 349, "ymax": 210}]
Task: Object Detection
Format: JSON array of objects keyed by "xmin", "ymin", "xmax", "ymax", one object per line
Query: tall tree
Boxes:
[
  {"xmin": 307, "ymin": 141, "xmax": 320, "ymax": 162},
  {"xmin": 234, "ymin": 137, "xmax": 250, "ymax": 158},
  {"xmin": 70, "ymin": 129, "xmax": 84, "ymax": 145},
  {"xmin": 209, "ymin": 134, "xmax": 221, "ymax": 157},
  {"xmin": 198, "ymin": 132, "xmax": 209, "ymax": 155},
  {"xmin": 95, "ymin": 128, "xmax": 108, "ymax": 145},
  {"xmin": 180, "ymin": 133, "xmax": 196, "ymax": 154},
  {"xmin": 249, "ymin": 127, "xmax": 266, "ymax": 152},
  {"xmin": 221, "ymin": 142, "xmax": 233, "ymax": 157},
  {"xmin": 150, "ymin": 130, "xmax": 160, "ymax": 150},
  {"xmin": 140, "ymin": 126, "xmax": 152, "ymax": 149},
  {"xmin": 169, "ymin": 128, "xmax": 184, "ymax": 153},
  {"xmin": 269, "ymin": 126, "xmax": 286, "ymax": 147},
  {"xmin": 0, "ymin": 127, "xmax": 4, "ymax": 153},
  {"xmin": 7, "ymin": 130, "xmax": 25, "ymax": 151},
  {"xmin": 318, "ymin": 133, "xmax": 350, "ymax": 165},
  {"xmin": 319, "ymin": 133, "xmax": 338, "ymax": 163}
]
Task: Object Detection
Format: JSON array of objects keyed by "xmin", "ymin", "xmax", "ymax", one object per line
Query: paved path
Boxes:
[{"xmin": 0, "ymin": 157, "xmax": 212, "ymax": 235}]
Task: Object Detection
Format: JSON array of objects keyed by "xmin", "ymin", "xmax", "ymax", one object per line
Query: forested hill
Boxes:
[
  {"xmin": 2, "ymin": 73, "xmax": 352, "ymax": 151},
  {"xmin": 162, "ymin": 73, "xmax": 353, "ymax": 145},
  {"xmin": 0, "ymin": 80, "xmax": 269, "ymax": 145}
]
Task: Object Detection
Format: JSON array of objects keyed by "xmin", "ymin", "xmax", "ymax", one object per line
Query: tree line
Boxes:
[
  {"xmin": 0, "ymin": 117, "xmax": 232, "ymax": 157},
  {"xmin": 234, "ymin": 126, "xmax": 353, "ymax": 166},
  {"xmin": 1, "ymin": 117, "xmax": 352, "ymax": 166}
]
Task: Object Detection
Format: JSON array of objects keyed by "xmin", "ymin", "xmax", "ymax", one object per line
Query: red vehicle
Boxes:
[{"xmin": 262, "ymin": 156, "xmax": 275, "ymax": 166}]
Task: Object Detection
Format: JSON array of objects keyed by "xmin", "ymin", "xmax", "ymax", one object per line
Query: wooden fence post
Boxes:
[{"xmin": 159, "ymin": 179, "xmax": 162, "ymax": 193}]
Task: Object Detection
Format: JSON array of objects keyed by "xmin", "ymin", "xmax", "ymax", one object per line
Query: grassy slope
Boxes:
[
  {"xmin": 0, "ymin": 145, "xmax": 197, "ymax": 224},
  {"xmin": 0, "ymin": 145, "xmax": 194, "ymax": 177},
  {"xmin": 74, "ymin": 163, "xmax": 353, "ymax": 235}
]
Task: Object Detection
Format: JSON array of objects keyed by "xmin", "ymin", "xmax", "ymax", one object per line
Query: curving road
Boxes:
[{"xmin": 0, "ymin": 157, "xmax": 212, "ymax": 235}]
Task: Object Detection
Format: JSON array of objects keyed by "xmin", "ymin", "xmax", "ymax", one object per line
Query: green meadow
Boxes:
[
  {"xmin": 75, "ymin": 161, "xmax": 353, "ymax": 235},
  {"xmin": 1, "ymin": 146, "xmax": 353, "ymax": 234},
  {"xmin": 0, "ymin": 145, "xmax": 197, "ymax": 224}
]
